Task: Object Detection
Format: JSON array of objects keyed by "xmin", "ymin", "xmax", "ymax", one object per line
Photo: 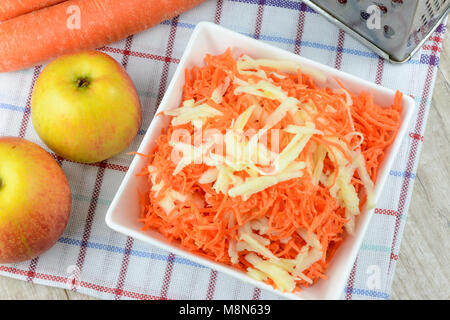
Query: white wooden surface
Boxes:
[{"xmin": 0, "ymin": 25, "xmax": 448, "ymax": 301}]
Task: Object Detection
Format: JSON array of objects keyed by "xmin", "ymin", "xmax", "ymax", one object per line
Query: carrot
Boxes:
[
  {"xmin": 0, "ymin": 0, "xmax": 206, "ymax": 72},
  {"xmin": 138, "ymin": 49, "xmax": 403, "ymax": 292},
  {"xmin": 0, "ymin": 0, "xmax": 66, "ymax": 21}
]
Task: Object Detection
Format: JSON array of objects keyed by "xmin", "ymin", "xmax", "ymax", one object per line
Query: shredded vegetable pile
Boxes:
[{"xmin": 138, "ymin": 49, "xmax": 402, "ymax": 293}]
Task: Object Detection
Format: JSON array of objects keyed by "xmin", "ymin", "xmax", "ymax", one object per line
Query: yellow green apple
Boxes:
[
  {"xmin": 0, "ymin": 137, "xmax": 72, "ymax": 263},
  {"xmin": 31, "ymin": 51, "xmax": 142, "ymax": 164}
]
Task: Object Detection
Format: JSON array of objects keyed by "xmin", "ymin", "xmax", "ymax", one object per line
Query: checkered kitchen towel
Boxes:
[{"xmin": 0, "ymin": 0, "xmax": 446, "ymax": 300}]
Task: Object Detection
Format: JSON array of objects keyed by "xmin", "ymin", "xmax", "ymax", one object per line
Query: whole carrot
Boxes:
[
  {"xmin": 0, "ymin": 0, "xmax": 67, "ymax": 21},
  {"xmin": 0, "ymin": 0, "xmax": 206, "ymax": 73}
]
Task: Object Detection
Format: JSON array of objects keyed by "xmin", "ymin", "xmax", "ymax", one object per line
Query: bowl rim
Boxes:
[{"xmin": 105, "ymin": 21, "xmax": 415, "ymax": 300}]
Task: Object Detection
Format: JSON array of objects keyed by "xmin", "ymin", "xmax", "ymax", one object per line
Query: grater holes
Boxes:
[
  {"xmin": 421, "ymin": 14, "xmax": 428, "ymax": 28},
  {"xmin": 433, "ymin": 0, "xmax": 441, "ymax": 11},
  {"xmin": 360, "ymin": 10, "xmax": 370, "ymax": 20},
  {"xmin": 384, "ymin": 25, "xmax": 395, "ymax": 38},
  {"xmin": 375, "ymin": 3, "xmax": 388, "ymax": 14},
  {"xmin": 391, "ymin": 0, "xmax": 403, "ymax": 8},
  {"xmin": 425, "ymin": 0, "xmax": 434, "ymax": 17},
  {"xmin": 372, "ymin": 2, "xmax": 388, "ymax": 14}
]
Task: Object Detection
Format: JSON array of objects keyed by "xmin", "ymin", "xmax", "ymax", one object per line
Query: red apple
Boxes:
[
  {"xmin": 0, "ymin": 137, "xmax": 72, "ymax": 263},
  {"xmin": 31, "ymin": 51, "xmax": 142, "ymax": 164}
]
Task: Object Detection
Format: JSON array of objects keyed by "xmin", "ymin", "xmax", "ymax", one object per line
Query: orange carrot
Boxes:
[
  {"xmin": 138, "ymin": 49, "xmax": 403, "ymax": 291},
  {"xmin": 0, "ymin": 0, "xmax": 66, "ymax": 21},
  {"xmin": 0, "ymin": 0, "xmax": 206, "ymax": 72}
]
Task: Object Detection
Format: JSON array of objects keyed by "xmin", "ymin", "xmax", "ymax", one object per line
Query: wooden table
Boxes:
[{"xmin": 1, "ymin": 27, "xmax": 448, "ymax": 301}]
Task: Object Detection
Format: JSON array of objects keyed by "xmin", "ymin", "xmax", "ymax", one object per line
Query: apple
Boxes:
[
  {"xmin": 0, "ymin": 137, "xmax": 72, "ymax": 263},
  {"xmin": 31, "ymin": 51, "xmax": 142, "ymax": 164}
]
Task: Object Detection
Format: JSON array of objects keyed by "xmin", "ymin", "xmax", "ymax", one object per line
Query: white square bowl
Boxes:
[{"xmin": 105, "ymin": 22, "xmax": 415, "ymax": 300}]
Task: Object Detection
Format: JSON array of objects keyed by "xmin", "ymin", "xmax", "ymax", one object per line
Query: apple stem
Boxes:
[{"xmin": 77, "ymin": 77, "xmax": 90, "ymax": 89}]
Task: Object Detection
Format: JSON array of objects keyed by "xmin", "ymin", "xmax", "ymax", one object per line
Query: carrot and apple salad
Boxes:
[{"xmin": 137, "ymin": 49, "xmax": 402, "ymax": 292}]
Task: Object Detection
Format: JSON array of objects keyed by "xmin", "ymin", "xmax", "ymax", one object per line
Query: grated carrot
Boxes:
[{"xmin": 137, "ymin": 49, "xmax": 402, "ymax": 291}]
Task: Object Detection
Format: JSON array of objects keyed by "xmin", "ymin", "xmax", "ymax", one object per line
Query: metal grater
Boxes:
[{"xmin": 303, "ymin": 0, "xmax": 450, "ymax": 63}]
